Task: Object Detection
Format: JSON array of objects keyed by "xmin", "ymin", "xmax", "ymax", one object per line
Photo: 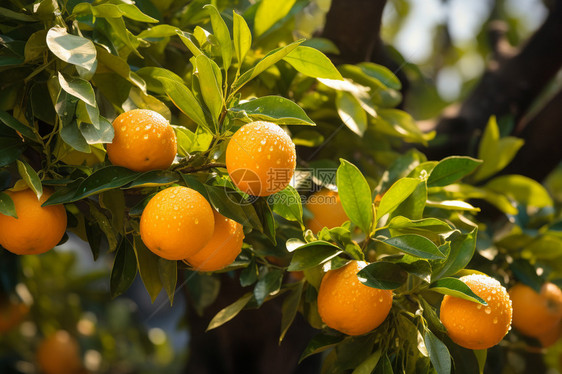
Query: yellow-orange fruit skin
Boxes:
[
  {"xmin": 140, "ymin": 186, "xmax": 215, "ymax": 260},
  {"xmin": 317, "ymin": 261, "xmax": 393, "ymax": 336},
  {"xmin": 37, "ymin": 330, "xmax": 82, "ymax": 374},
  {"xmin": 306, "ymin": 189, "xmax": 348, "ymax": 232},
  {"xmin": 106, "ymin": 109, "xmax": 177, "ymax": 172},
  {"xmin": 537, "ymin": 323, "xmax": 562, "ymax": 348},
  {"xmin": 440, "ymin": 274, "xmax": 512, "ymax": 350},
  {"xmin": 184, "ymin": 211, "xmax": 244, "ymax": 272},
  {"xmin": 509, "ymin": 282, "xmax": 562, "ymax": 338},
  {"xmin": 0, "ymin": 189, "xmax": 67, "ymax": 255},
  {"xmin": 226, "ymin": 121, "xmax": 296, "ymax": 196}
]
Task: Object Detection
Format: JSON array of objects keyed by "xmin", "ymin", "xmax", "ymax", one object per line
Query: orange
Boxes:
[
  {"xmin": 509, "ymin": 282, "xmax": 562, "ymax": 338},
  {"xmin": 106, "ymin": 109, "xmax": 177, "ymax": 172},
  {"xmin": 306, "ymin": 189, "xmax": 348, "ymax": 232},
  {"xmin": 0, "ymin": 188, "xmax": 67, "ymax": 255},
  {"xmin": 317, "ymin": 260, "xmax": 393, "ymax": 335},
  {"xmin": 183, "ymin": 210, "xmax": 244, "ymax": 272},
  {"xmin": 0, "ymin": 301, "xmax": 29, "ymax": 332},
  {"xmin": 537, "ymin": 323, "xmax": 562, "ymax": 348},
  {"xmin": 440, "ymin": 274, "xmax": 512, "ymax": 350},
  {"xmin": 140, "ymin": 186, "xmax": 215, "ymax": 260},
  {"xmin": 226, "ymin": 121, "xmax": 296, "ymax": 196},
  {"xmin": 37, "ymin": 330, "xmax": 82, "ymax": 374}
]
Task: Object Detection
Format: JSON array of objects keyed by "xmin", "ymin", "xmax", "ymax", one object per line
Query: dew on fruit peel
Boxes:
[
  {"xmin": 485, "ymin": 307, "xmax": 492, "ymax": 314},
  {"xmin": 493, "ymin": 317, "xmax": 498, "ymax": 324},
  {"xmin": 121, "ymin": 126, "xmax": 126, "ymax": 131},
  {"xmin": 194, "ymin": 218, "xmax": 199, "ymax": 224},
  {"xmin": 477, "ymin": 304, "xmax": 482, "ymax": 309}
]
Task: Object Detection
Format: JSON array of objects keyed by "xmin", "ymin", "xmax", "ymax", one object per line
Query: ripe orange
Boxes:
[
  {"xmin": 537, "ymin": 323, "xmax": 562, "ymax": 348},
  {"xmin": 0, "ymin": 301, "xmax": 29, "ymax": 332},
  {"xmin": 0, "ymin": 188, "xmax": 67, "ymax": 255},
  {"xmin": 306, "ymin": 189, "xmax": 348, "ymax": 232},
  {"xmin": 226, "ymin": 121, "xmax": 296, "ymax": 196},
  {"xmin": 37, "ymin": 330, "xmax": 82, "ymax": 374},
  {"xmin": 317, "ymin": 260, "xmax": 393, "ymax": 335},
  {"xmin": 140, "ymin": 186, "xmax": 215, "ymax": 260},
  {"xmin": 183, "ymin": 210, "xmax": 244, "ymax": 272},
  {"xmin": 509, "ymin": 282, "xmax": 562, "ymax": 338},
  {"xmin": 106, "ymin": 109, "xmax": 177, "ymax": 172},
  {"xmin": 440, "ymin": 274, "xmax": 512, "ymax": 350}
]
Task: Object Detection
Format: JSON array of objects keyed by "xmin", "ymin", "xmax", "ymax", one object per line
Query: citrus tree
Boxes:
[{"xmin": 2, "ymin": 1, "xmax": 562, "ymax": 373}]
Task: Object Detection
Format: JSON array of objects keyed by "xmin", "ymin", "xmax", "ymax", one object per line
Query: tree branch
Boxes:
[{"xmin": 429, "ymin": 0, "xmax": 562, "ymax": 160}]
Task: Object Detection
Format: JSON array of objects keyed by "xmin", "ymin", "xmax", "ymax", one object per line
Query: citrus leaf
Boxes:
[
  {"xmin": 384, "ymin": 235, "xmax": 445, "ymax": 260},
  {"xmin": 254, "ymin": 268, "xmax": 283, "ymax": 306},
  {"xmin": 287, "ymin": 242, "xmax": 342, "ymax": 271},
  {"xmin": 280, "ymin": 281, "xmax": 304, "ymax": 343},
  {"xmin": 0, "ymin": 110, "xmax": 38, "ymax": 142},
  {"xmin": 433, "ymin": 228, "xmax": 477, "ymax": 280},
  {"xmin": 336, "ymin": 91, "xmax": 367, "ymax": 136},
  {"xmin": 46, "ymin": 26, "xmax": 97, "ymax": 77},
  {"xmin": 16, "ymin": 160, "xmax": 42, "ymax": 199},
  {"xmin": 485, "ymin": 174, "xmax": 553, "ymax": 208},
  {"xmin": 207, "ymin": 292, "xmax": 253, "ymax": 331},
  {"xmin": 161, "ymin": 78, "xmax": 209, "ymax": 130},
  {"xmin": 358, "ymin": 261, "xmax": 408, "ymax": 290},
  {"xmin": 110, "ymin": 238, "xmax": 138, "ymax": 298},
  {"xmin": 352, "ymin": 349, "xmax": 382, "ymax": 374},
  {"xmin": 254, "ymin": 0, "xmax": 297, "ymax": 37},
  {"xmin": 427, "ymin": 156, "xmax": 482, "ymax": 187},
  {"xmin": 159, "ymin": 258, "xmax": 177, "ymax": 306},
  {"xmin": 424, "ymin": 329, "xmax": 451, "ymax": 374},
  {"xmin": 204, "ymin": 4, "xmax": 232, "ymax": 71},
  {"xmin": 284, "ymin": 46, "xmax": 342, "ymax": 80},
  {"xmin": 299, "ymin": 333, "xmax": 345, "ymax": 363},
  {"xmin": 0, "ymin": 192, "xmax": 16, "ymax": 218},
  {"xmin": 233, "ymin": 11, "xmax": 251, "ymax": 65},
  {"xmin": 429, "ymin": 277, "xmax": 487, "ymax": 305},
  {"xmin": 336, "ymin": 159, "xmax": 373, "ymax": 234},
  {"xmin": 377, "ymin": 178, "xmax": 420, "ymax": 219},
  {"xmin": 271, "ymin": 185, "xmax": 304, "ymax": 227},
  {"xmin": 230, "ymin": 96, "xmax": 315, "ymax": 126},
  {"xmin": 195, "ymin": 54, "xmax": 223, "ymax": 127},
  {"xmin": 133, "ymin": 236, "xmax": 163, "ymax": 303}
]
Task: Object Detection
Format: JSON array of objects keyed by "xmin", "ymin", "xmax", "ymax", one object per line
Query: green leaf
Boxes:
[
  {"xmin": 427, "ymin": 156, "xmax": 482, "ymax": 187},
  {"xmin": 46, "ymin": 26, "xmax": 97, "ymax": 78},
  {"xmin": 0, "ymin": 192, "xmax": 16, "ymax": 218},
  {"xmin": 58, "ymin": 73, "xmax": 96, "ymax": 107},
  {"xmin": 133, "ymin": 236, "xmax": 163, "ymax": 303},
  {"xmin": 336, "ymin": 91, "xmax": 367, "ymax": 136},
  {"xmin": 433, "ymin": 228, "xmax": 477, "ymax": 280},
  {"xmin": 240, "ymin": 258, "xmax": 259, "ymax": 287},
  {"xmin": 0, "ymin": 7, "xmax": 37, "ymax": 22},
  {"xmin": 357, "ymin": 62, "xmax": 402, "ymax": 90},
  {"xmin": 271, "ymin": 185, "xmax": 304, "ymax": 227},
  {"xmin": 352, "ymin": 349, "xmax": 382, "ymax": 374},
  {"xmin": 159, "ymin": 258, "xmax": 177, "ymax": 305},
  {"xmin": 61, "ymin": 120, "xmax": 90, "ymax": 153},
  {"xmin": 176, "ymin": 30, "xmax": 203, "ymax": 56},
  {"xmin": 138, "ymin": 25, "xmax": 180, "ymax": 39},
  {"xmin": 280, "ymin": 281, "xmax": 304, "ymax": 343},
  {"xmin": 474, "ymin": 116, "xmax": 524, "ymax": 182},
  {"xmin": 425, "ymin": 200, "xmax": 480, "ymax": 212},
  {"xmin": 474, "ymin": 349, "xmax": 487, "ymax": 374},
  {"xmin": 123, "ymin": 170, "xmax": 178, "ymax": 189},
  {"xmin": 485, "ymin": 174, "xmax": 553, "ymax": 208},
  {"xmin": 254, "ymin": 198, "xmax": 276, "ymax": 245},
  {"xmin": 429, "ymin": 277, "xmax": 487, "ymax": 305},
  {"xmin": 384, "ymin": 235, "xmax": 445, "ymax": 260},
  {"xmin": 88, "ymin": 202, "xmax": 119, "ymax": 252},
  {"xmin": 299, "ymin": 333, "xmax": 345, "ymax": 363},
  {"xmin": 336, "ymin": 159, "xmax": 373, "ymax": 234},
  {"xmin": 292, "ymin": 130, "xmax": 324, "ymax": 147},
  {"xmin": 358, "ymin": 261, "xmax": 408, "ymax": 290},
  {"xmin": 377, "ymin": 178, "xmax": 420, "ymax": 219},
  {"xmin": 186, "ymin": 272, "xmax": 221, "ymax": 316},
  {"xmin": 161, "ymin": 78, "xmax": 209, "ymax": 130},
  {"xmin": 204, "ymin": 185, "xmax": 252, "ymax": 227},
  {"xmin": 16, "ymin": 160, "xmax": 42, "ymax": 199},
  {"xmin": 196, "ymin": 54, "xmax": 224, "ymax": 127},
  {"xmin": 254, "ymin": 0, "xmax": 297, "ymax": 37},
  {"xmin": 388, "ymin": 216, "xmax": 453, "ymax": 237},
  {"xmin": 80, "ymin": 117, "xmax": 114, "ymax": 144},
  {"xmin": 231, "ymin": 40, "xmax": 303, "ymax": 95},
  {"xmin": 424, "ymin": 330, "xmax": 451, "ymax": 374},
  {"xmin": 110, "ymin": 238, "xmax": 138, "ymax": 298},
  {"xmin": 230, "ymin": 95, "xmax": 315, "ymax": 125},
  {"xmin": 24, "ymin": 30, "xmax": 47, "ymax": 63},
  {"xmin": 0, "ymin": 138, "xmax": 24, "ymax": 167},
  {"xmin": 254, "ymin": 268, "xmax": 283, "ymax": 306},
  {"xmin": 284, "ymin": 46, "xmax": 342, "ymax": 80},
  {"xmin": 233, "ymin": 11, "xmax": 252, "ymax": 65},
  {"xmin": 287, "ymin": 242, "xmax": 342, "ymax": 271},
  {"xmin": 207, "ymin": 292, "xmax": 253, "ymax": 331},
  {"xmin": 204, "ymin": 5, "xmax": 232, "ymax": 71},
  {"xmin": 0, "ymin": 110, "xmax": 38, "ymax": 142},
  {"xmin": 116, "ymin": 3, "xmax": 159, "ymax": 22}
]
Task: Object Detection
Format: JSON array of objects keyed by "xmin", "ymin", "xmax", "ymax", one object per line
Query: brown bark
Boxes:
[{"xmin": 429, "ymin": 0, "xmax": 562, "ymax": 163}]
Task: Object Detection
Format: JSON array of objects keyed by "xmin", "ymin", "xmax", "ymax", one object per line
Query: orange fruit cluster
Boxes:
[
  {"xmin": 317, "ymin": 261, "xmax": 393, "ymax": 336},
  {"xmin": 0, "ymin": 188, "xmax": 67, "ymax": 255},
  {"xmin": 140, "ymin": 186, "xmax": 244, "ymax": 271},
  {"xmin": 226, "ymin": 121, "xmax": 296, "ymax": 196},
  {"xmin": 440, "ymin": 274, "xmax": 512, "ymax": 350},
  {"xmin": 107, "ymin": 109, "xmax": 177, "ymax": 172}
]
